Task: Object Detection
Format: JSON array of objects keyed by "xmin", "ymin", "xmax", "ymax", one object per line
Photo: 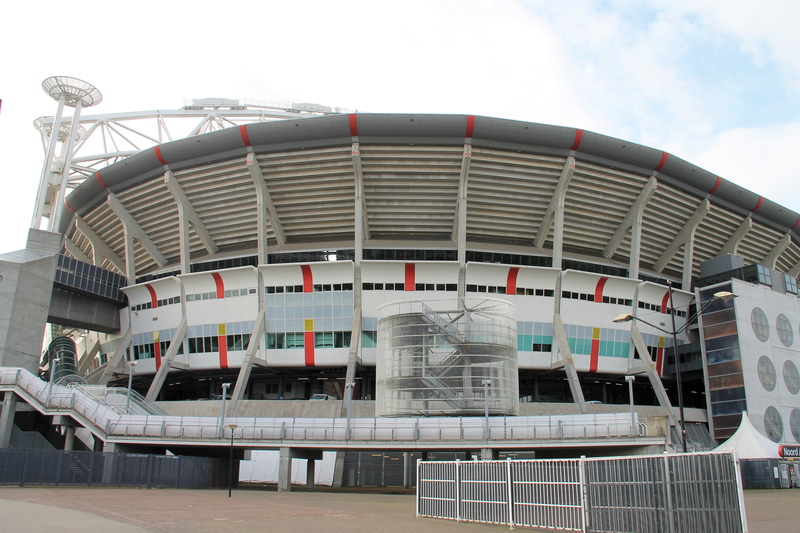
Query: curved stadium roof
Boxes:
[{"xmin": 60, "ymin": 113, "xmax": 800, "ymax": 282}]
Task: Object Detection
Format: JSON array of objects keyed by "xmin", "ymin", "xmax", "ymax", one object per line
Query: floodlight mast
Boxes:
[
  {"xmin": 613, "ymin": 287, "xmax": 737, "ymax": 452},
  {"xmin": 33, "ymin": 76, "xmax": 102, "ymax": 232}
]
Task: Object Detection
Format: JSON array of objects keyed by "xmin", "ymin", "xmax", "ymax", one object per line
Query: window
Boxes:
[
  {"xmin": 777, "ymin": 314, "xmax": 794, "ymax": 347},
  {"xmin": 751, "ymin": 307, "xmax": 770, "ymax": 342},
  {"xmin": 757, "ymin": 356, "xmax": 777, "ymax": 392},
  {"xmin": 764, "ymin": 406, "xmax": 784, "ymax": 443},
  {"xmin": 784, "ymin": 360, "xmax": 800, "ymax": 395}
]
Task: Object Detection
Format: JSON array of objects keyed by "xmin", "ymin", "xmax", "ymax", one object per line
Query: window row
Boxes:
[
  {"xmin": 186, "ymin": 288, "xmax": 256, "ymax": 302},
  {"xmin": 466, "ymin": 285, "xmax": 555, "ymax": 296},
  {"xmin": 131, "ymin": 296, "xmax": 183, "ymax": 312},
  {"xmin": 188, "ymin": 334, "xmax": 252, "ymax": 354},
  {"xmin": 266, "ymin": 331, "xmax": 352, "ymax": 349},
  {"xmin": 266, "ymin": 283, "xmax": 354, "ymax": 293},
  {"xmin": 562, "ymin": 291, "xmax": 633, "ymax": 307},
  {"xmin": 637, "ymin": 301, "xmax": 688, "ymax": 318},
  {"xmin": 363, "ymin": 283, "xmax": 458, "ymax": 291}
]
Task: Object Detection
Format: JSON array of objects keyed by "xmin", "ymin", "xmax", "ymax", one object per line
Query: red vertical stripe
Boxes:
[
  {"xmin": 405, "ymin": 263, "xmax": 415, "ymax": 291},
  {"xmin": 154, "ymin": 146, "xmax": 168, "ymax": 165},
  {"xmin": 570, "ymin": 129, "xmax": 584, "ymax": 151},
  {"xmin": 466, "ymin": 115, "xmax": 475, "ymax": 138},
  {"xmin": 301, "ymin": 265, "xmax": 313, "ymax": 292},
  {"xmin": 589, "ymin": 337, "xmax": 600, "ymax": 373},
  {"xmin": 211, "ymin": 272, "xmax": 225, "ymax": 299},
  {"xmin": 594, "ymin": 277, "xmax": 609, "ymax": 303},
  {"xmin": 304, "ymin": 332, "xmax": 315, "ymax": 366},
  {"xmin": 708, "ymin": 177, "xmax": 722, "ymax": 194},
  {"xmin": 654, "ymin": 152, "xmax": 668, "ymax": 172},
  {"xmin": 95, "ymin": 171, "xmax": 108, "ymax": 189},
  {"xmin": 656, "ymin": 347, "xmax": 664, "ymax": 375},
  {"xmin": 507, "ymin": 267, "xmax": 519, "ymax": 295},
  {"xmin": 752, "ymin": 197, "xmax": 764, "ymax": 213},
  {"xmin": 660, "ymin": 291, "xmax": 670, "ymax": 314},
  {"xmin": 792, "ymin": 216, "xmax": 800, "ymax": 230},
  {"xmin": 349, "ymin": 114, "xmax": 358, "ymax": 136},
  {"xmin": 239, "ymin": 125, "xmax": 252, "ymax": 146},
  {"xmin": 145, "ymin": 284, "xmax": 158, "ymax": 308},
  {"xmin": 219, "ymin": 332, "xmax": 228, "ymax": 369},
  {"xmin": 154, "ymin": 339, "xmax": 162, "ymax": 371}
]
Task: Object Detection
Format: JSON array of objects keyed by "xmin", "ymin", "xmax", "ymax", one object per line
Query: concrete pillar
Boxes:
[
  {"xmin": 0, "ymin": 392, "xmax": 17, "ymax": 448},
  {"xmin": 306, "ymin": 458, "xmax": 315, "ymax": 491},
  {"xmin": 332, "ymin": 451, "xmax": 346, "ymax": 488},
  {"xmin": 403, "ymin": 451, "xmax": 413, "ymax": 489},
  {"xmin": 481, "ymin": 448, "xmax": 495, "ymax": 461},
  {"xmin": 278, "ymin": 447, "xmax": 292, "ymax": 492},
  {"xmin": 64, "ymin": 426, "xmax": 76, "ymax": 451}
]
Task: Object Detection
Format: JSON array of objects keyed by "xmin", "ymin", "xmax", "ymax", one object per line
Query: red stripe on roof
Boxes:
[
  {"xmin": 349, "ymin": 114, "xmax": 358, "ymax": 137},
  {"xmin": 752, "ymin": 197, "xmax": 764, "ymax": 213},
  {"xmin": 154, "ymin": 146, "xmax": 168, "ymax": 165},
  {"xmin": 570, "ymin": 130, "xmax": 584, "ymax": 151},
  {"xmin": 654, "ymin": 152, "xmax": 668, "ymax": 172},
  {"xmin": 95, "ymin": 171, "xmax": 108, "ymax": 189},
  {"xmin": 211, "ymin": 272, "xmax": 225, "ymax": 299},
  {"xmin": 594, "ymin": 276, "xmax": 609, "ymax": 303},
  {"xmin": 405, "ymin": 263, "xmax": 415, "ymax": 291},
  {"xmin": 792, "ymin": 217, "xmax": 800, "ymax": 230},
  {"xmin": 507, "ymin": 267, "xmax": 519, "ymax": 295},
  {"xmin": 145, "ymin": 284, "xmax": 158, "ymax": 308},
  {"xmin": 708, "ymin": 177, "xmax": 722, "ymax": 194},
  {"xmin": 64, "ymin": 200, "xmax": 75, "ymax": 213},
  {"xmin": 301, "ymin": 265, "xmax": 313, "ymax": 293},
  {"xmin": 239, "ymin": 125, "xmax": 252, "ymax": 147},
  {"xmin": 466, "ymin": 115, "xmax": 475, "ymax": 138}
]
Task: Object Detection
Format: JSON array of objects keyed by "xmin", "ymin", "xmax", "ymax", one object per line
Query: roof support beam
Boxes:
[
  {"xmin": 602, "ymin": 176, "xmax": 657, "ymax": 279},
  {"xmin": 164, "ymin": 170, "xmax": 218, "ymax": 273},
  {"xmin": 90, "ymin": 328, "xmax": 132, "ymax": 385},
  {"xmin": 626, "ymin": 320, "xmax": 679, "ymax": 428},
  {"xmin": 246, "ymin": 152, "xmax": 286, "ymax": 263},
  {"xmin": 228, "ymin": 309, "xmax": 268, "ymax": 414},
  {"xmin": 718, "ymin": 216, "xmax": 752, "ymax": 256},
  {"xmin": 451, "ymin": 144, "xmax": 472, "ymax": 263},
  {"xmin": 64, "ymin": 239, "xmax": 93, "ymax": 265},
  {"xmin": 108, "ymin": 193, "xmax": 167, "ymax": 280},
  {"xmin": 76, "ymin": 217, "xmax": 125, "ymax": 273},
  {"xmin": 551, "ymin": 313, "xmax": 588, "ymax": 413},
  {"xmin": 351, "ymin": 143, "xmax": 369, "ymax": 262},
  {"xmin": 653, "ymin": 198, "xmax": 710, "ymax": 288},
  {"xmin": 534, "ymin": 156, "xmax": 575, "ymax": 268},
  {"xmin": 145, "ymin": 318, "xmax": 188, "ymax": 401},
  {"xmin": 763, "ymin": 233, "xmax": 791, "ymax": 269}
]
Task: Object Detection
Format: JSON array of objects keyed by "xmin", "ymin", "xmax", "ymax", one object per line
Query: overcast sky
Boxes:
[{"xmin": 2, "ymin": 0, "xmax": 799, "ymax": 255}]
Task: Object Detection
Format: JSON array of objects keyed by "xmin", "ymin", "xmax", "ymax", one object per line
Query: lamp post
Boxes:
[
  {"xmin": 613, "ymin": 286, "xmax": 736, "ymax": 453},
  {"xmin": 45, "ymin": 357, "xmax": 60, "ymax": 408},
  {"xmin": 227, "ymin": 423, "xmax": 238, "ymax": 497},
  {"xmin": 125, "ymin": 361, "xmax": 138, "ymax": 413},
  {"xmin": 625, "ymin": 375, "xmax": 635, "ymax": 436}
]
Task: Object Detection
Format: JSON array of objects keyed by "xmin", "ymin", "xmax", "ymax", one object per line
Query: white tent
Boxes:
[
  {"xmin": 713, "ymin": 411, "xmax": 780, "ymax": 459},
  {"xmin": 238, "ymin": 450, "xmax": 336, "ymax": 485}
]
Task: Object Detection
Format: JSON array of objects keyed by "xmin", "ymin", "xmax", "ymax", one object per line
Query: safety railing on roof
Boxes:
[{"xmin": 0, "ymin": 368, "xmax": 665, "ymax": 446}]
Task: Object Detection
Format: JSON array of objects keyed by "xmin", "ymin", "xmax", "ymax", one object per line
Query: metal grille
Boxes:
[
  {"xmin": 0, "ymin": 448, "xmax": 227, "ymax": 488},
  {"xmin": 417, "ymin": 451, "xmax": 748, "ymax": 533}
]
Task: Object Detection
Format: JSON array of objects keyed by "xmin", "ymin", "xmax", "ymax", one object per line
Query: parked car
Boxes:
[{"xmin": 309, "ymin": 393, "xmax": 336, "ymax": 400}]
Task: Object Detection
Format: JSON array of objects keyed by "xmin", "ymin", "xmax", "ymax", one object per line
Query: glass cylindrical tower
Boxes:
[{"xmin": 376, "ymin": 298, "xmax": 518, "ymax": 417}]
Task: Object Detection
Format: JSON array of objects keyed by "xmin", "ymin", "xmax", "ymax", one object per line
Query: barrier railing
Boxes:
[
  {"xmin": 0, "ymin": 368, "xmax": 665, "ymax": 447},
  {"xmin": 417, "ymin": 451, "xmax": 748, "ymax": 533}
]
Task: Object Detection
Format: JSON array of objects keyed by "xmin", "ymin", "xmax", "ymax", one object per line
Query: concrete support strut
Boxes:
[
  {"xmin": 278, "ymin": 447, "xmax": 323, "ymax": 492},
  {"xmin": 535, "ymin": 156, "xmax": 575, "ymax": 269},
  {"xmin": 653, "ymin": 198, "xmax": 711, "ymax": 289},
  {"xmin": 603, "ymin": 176, "xmax": 657, "ymax": 279}
]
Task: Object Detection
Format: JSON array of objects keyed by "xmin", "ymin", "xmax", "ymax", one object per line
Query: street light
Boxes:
[
  {"xmin": 227, "ymin": 423, "xmax": 238, "ymax": 497},
  {"xmin": 613, "ymin": 285, "xmax": 737, "ymax": 452},
  {"xmin": 45, "ymin": 357, "xmax": 60, "ymax": 408},
  {"xmin": 125, "ymin": 361, "xmax": 138, "ymax": 413}
]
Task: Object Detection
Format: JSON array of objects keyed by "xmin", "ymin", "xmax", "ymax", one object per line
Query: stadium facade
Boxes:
[{"xmin": 4, "ymin": 78, "xmax": 800, "ymax": 458}]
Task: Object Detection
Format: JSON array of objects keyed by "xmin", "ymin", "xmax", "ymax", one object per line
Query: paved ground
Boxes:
[{"xmin": 0, "ymin": 485, "xmax": 795, "ymax": 532}]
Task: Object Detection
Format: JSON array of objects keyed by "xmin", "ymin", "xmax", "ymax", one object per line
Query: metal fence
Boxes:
[
  {"xmin": 0, "ymin": 448, "xmax": 229, "ymax": 488},
  {"xmin": 417, "ymin": 451, "xmax": 748, "ymax": 533}
]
